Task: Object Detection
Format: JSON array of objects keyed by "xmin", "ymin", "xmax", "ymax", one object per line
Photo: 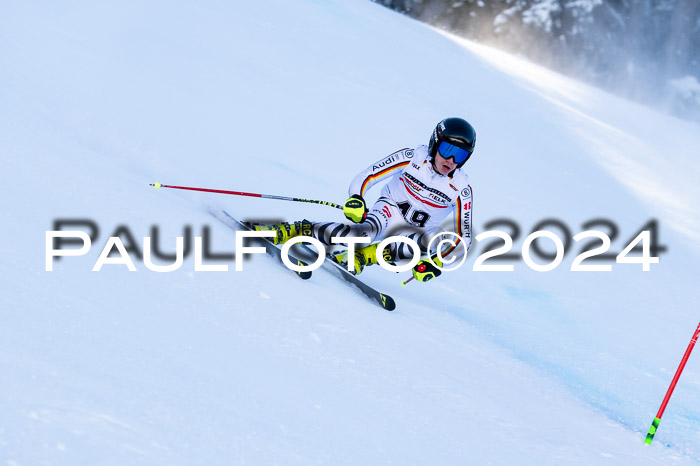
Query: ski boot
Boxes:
[
  {"xmin": 252, "ymin": 220, "xmax": 313, "ymax": 245},
  {"xmin": 331, "ymin": 242, "xmax": 394, "ymax": 275}
]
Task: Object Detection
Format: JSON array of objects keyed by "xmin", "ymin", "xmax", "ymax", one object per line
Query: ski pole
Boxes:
[
  {"xmin": 401, "ymin": 276, "xmax": 415, "ymax": 287},
  {"xmin": 151, "ymin": 182, "xmax": 342, "ymax": 210},
  {"xmin": 644, "ymin": 321, "xmax": 700, "ymax": 445}
]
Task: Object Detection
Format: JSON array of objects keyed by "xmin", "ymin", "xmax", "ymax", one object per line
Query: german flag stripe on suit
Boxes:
[{"xmin": 360, "ymin": 161, "xmax": 410, "ymax": 196}]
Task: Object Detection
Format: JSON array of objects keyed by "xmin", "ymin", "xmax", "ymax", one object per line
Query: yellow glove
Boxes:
[
  {"xmin": 412, "ymin": 255, "xmax": 443, "ymax": 282},
  {"xmin": 343, "ymin": 194, "xmax": 368, "ymax": 223}
]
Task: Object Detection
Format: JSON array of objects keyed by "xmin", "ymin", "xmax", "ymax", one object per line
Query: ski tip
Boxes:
[
  {"xmin": 296, "ymin": 260, "xmax": 312, "ymax": 279},
  {"xmin": 380, "ymin": 293, "xmax": 396, "ymax": 311},
  {"xmin": 151, "ymin": 182, "xmax": 162, "ymax": 188}
]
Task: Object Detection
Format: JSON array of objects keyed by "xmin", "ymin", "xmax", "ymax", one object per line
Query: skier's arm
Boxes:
[
  {"xmin": 347, "ymin": 148, "xmax": 413, "ymax": 198},
  {"xmin": 439, "ymin": 184, "xmax": 473, "ymax": 263},
  {"xmin": 411, "ymin": 183, "xmax": 473, "ymax": 281}
]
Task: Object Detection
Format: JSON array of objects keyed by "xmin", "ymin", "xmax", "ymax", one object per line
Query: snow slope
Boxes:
[{"xmin": 1, "ymin": 0, "xmax": 699, "ymax": 464}]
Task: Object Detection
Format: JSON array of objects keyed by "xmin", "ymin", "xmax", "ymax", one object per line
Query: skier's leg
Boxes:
[
  {"xmin": 393, "ymin": 228, "xmax": 438, "ymax": 260},
  {"xmin": 251, "ymin": 197, "xmax": 392, "ymax": 245},
  {"xmin": 311, "ymin": 196, "xmax": 402, "ymax": 245},
  {"xmin": 253, "ymin": 197, "xmax": 405, "ymax": 273},
  {"xmin": 322, "ymin": 197, "xmax": 407, "ymax": 273}
]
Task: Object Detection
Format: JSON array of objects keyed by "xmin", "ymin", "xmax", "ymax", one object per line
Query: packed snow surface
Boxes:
[{"xmin": 2, "ymin": 0, "xmax": 699, "ymax": 464}]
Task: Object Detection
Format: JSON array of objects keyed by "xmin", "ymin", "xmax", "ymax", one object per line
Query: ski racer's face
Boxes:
[{"xmin": 434, "ymin": 151, "xmax": 458, "ymax": 175}]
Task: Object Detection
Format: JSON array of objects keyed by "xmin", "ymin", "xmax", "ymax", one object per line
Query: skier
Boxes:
[{"xmin": 254, "ymin": 117, "xmax": 475, "ymax": 283}]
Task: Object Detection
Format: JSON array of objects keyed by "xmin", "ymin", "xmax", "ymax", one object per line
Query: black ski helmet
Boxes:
[{"xmin": 428, "ymin": 117, "xmax": 476, "ymax": 168}]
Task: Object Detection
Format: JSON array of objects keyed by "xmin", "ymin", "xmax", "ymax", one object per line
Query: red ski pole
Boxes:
[
  {"xmin": 644, "ymin": 321, "xmax": 700, "ymax": 444},
  {"xmin": 150, "ymin": 182, "xmax": 342, "ymax": 210}
]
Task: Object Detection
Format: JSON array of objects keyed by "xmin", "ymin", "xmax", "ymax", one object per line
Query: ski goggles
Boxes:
[{"xmin": 437, "ymin": 141, "xmax": 472, "ymax": 164}]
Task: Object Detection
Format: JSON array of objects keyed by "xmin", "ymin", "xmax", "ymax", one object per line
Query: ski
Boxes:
[
  {"xmin": 213, "ymin": 210, "xmax": 312, "ymax": 280},
  {"xmin": 295, "ymin": 243, "xmax": 396, "ymax": 311},
  {"xmin": 211, "ymin": 209, "xmax": 394, "ymax": 309}
]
